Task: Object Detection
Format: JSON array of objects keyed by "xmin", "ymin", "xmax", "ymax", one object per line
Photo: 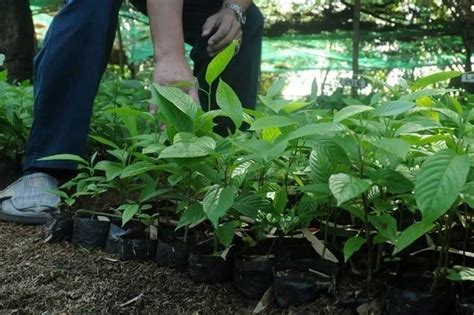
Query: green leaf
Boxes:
[
  {"xmin": 233, "ymin": 194, "xmax": 270, "ymax": 219},
  {"xmin": 267, "ymin": 78, "xmax": 286, "ymax": 98},
  {"xmin": 411, "ymin": 71, "xmax": 462, "ymax": 91},
  {"xmin": 334, "ymin": 105, "xmax": 373, "ymax": 122},
  {"xmin": 395, "ymin": 119, "xmax": 443, "ymax": 136},
  {"xmin": 461, "ymin": 182, "xmax": 474, "ymax": 208},
  {"xmin": 159, "ymin": 134, "xmax": 216, "ymax": 159},
  {"xmin": 415, "ymin": 149, "xmax": 470, "ymax": 222},
  {"xmin": 120, "ymin": 161, "xmax": 159, "ymax": 179},
  {"xmin": 177, "ymin": 204, "xmax": 206, "ymax": 229},
  {"xmin": 216, "ymin": 222, "xmax": 235, "ymax": 247},
  {"xmin": 309, "ymin": 149, "xmax": 332, "ymax": 183},
  {"xmin": 447, "ymin": 266, "xmax": 474, "ymax": 281},
  {"xmin": 394, "ymin": 220, "xmax": 436, "ymax": 254},
  {"xmin": 94, "ymin": 161, "xmax": 122, "ymax": 181},
  {"xmin": 329, "ymin": 173, "xmax": 372, "ymax": 206},
  {"xmin": 273, "ymin": 187, "xmax": 288, "ymax": 212},
  {"xmin": 277, "ymin": 123, "xmax": 345, "ymax": 142},
  {"xmin": 249, "ymin": 115, "xmax": 297, "ymax": 130},
  {"xmin": 152, "ymin": 85, "xmax": 193, "ymax": 132},
  {"xmin": 282, "ymin": 100, "xmax": 311, "ymax": 113},
  {"xmin": 369, "ymin": 214, "xmax": 397, "ymax": 242},
  {"xmin": 203, "ymin": 186, "xmax": 237, "ymax": 227},
  {"xmin": 373, "ymin": 169, "xmax": 413, "ymax": 194},
  {"xmin": 402, "ymin": 88, "xmax": 455, "ymax": 101},
  {"xmin": 371, "ymin": 138, "xmax": 410, "ymax": 160},
  {"xmin": 373, "ymin": 100, "xmax": 416, "ymax": 117},
  {"xmin": 153, "ymin": 85, "xmax": 199, "ymax": 118},
  {"xmin": 90, "ymin": 135, "xmax": 119, "ymax": 149},
  {"xmin": 108, "ymin": 107, "xmax": 152, "ymax": 137},
  {"xmin": 205, "ymin": 41, "xmax": 237, "ymax": 86},
  {"xmin": 216, "ymin": 79, "xmax": 243, "ymax": 129},
  {"xmin": 344, "ymin": 236, "xmax": 366, "ymax": 262},
  {"xmin": 119, "ymin": 204, "xmax": 139, "ymax": 226},
  {"xmin": 38, "ymin": 154, "xmax": 88, "ymax": 166},
  {"xmin": 107, "ymin": 149, "xmax": 128, "ymax": 163}
]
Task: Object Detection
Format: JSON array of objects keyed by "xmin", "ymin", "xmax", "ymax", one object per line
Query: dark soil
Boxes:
[{"xmin": 0, "ymin": 221, "xmax": 361, "ymax": 314}]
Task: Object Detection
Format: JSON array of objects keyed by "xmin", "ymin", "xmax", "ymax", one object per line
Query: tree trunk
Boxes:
[
  {"xmin": 352, "ymin": 0, "xmax": 361, "ymax": 97},
  {"xmin": 0, "ymin": 0, "xmax": 36, "ymax": 83}
]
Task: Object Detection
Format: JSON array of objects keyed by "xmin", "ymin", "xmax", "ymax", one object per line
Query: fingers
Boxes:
[
  {"xmin": 202, "ymin": 15, "xmax": 218, "ymax": 37},
  {"xmin": 209, "ymin": 24, "xmax": 241, "ymax": 55},
  {"xmin": 208, "ymin": 16, "xmax": 237, "ymax": 50}
]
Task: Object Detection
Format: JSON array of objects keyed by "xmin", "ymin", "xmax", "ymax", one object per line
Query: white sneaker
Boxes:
[{"xmin": 0, "ymin": 173, "xmax": 60, "ymax": 225}]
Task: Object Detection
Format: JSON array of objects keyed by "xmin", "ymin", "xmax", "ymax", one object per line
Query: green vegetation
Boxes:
[{"xmin": 4, "ymin": 45, "xmax": 473, "ymax": 291}]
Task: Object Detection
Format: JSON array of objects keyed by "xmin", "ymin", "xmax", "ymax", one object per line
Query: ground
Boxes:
[{"xmin": 0, "ymin": 221, "xmax": 356, "ymax": 314}]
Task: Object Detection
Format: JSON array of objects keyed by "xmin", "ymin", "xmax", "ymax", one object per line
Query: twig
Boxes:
[{"xmin": 119, "ymin": 293, "xmax": 143, "ymax": 307}]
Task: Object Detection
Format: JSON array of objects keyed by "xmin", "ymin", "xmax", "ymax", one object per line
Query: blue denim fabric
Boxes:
[{"xmin": 24, "ymin": 1, "xmax": 263, "ymax": 172}]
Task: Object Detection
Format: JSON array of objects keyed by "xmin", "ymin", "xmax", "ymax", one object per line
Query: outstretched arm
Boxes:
[
  {"xmin": 203, "ymin": 1, "xmax": 253, "ymax": 56},
  {"xmin": 147, "ymin": 0, "xmax": 199, "ymax": 104}
]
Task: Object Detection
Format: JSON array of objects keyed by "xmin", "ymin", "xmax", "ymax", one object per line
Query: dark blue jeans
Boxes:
[{"xmin": 24, "ymin": 0, "xmax": 263, "ymax": 172}]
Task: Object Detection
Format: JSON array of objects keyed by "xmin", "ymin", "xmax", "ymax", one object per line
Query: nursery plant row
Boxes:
[{"xmin": 1, "ymin": 43, "xmax": 474, "ymax": 312}]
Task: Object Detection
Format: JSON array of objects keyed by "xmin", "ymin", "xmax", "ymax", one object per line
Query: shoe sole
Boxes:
[{"xmin": 0, "ymin": 211, "xmax": 49, "ymax": 225}]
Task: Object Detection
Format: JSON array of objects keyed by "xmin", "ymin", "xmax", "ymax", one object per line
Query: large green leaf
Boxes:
[
  {"xmin": 372, "ymin": 169, "xmax": 413, "ymax": 194},
  {"xmin": 94, "ymin": 160, "xmax": 122, "ymax": 181},
  {"xmin": 120, "ymin": 161, "xmax": 161, "ymax": 179},
  {"xmin": 394, "ymin": 220, "xmax": 435, "ymax": 254},
  {"xmin": 233, "ymin": 194, "xmax": 270, "ymax": 219},
  {"xmin": 369, "ymin": 214, "xmax": 397, "ymax": 242},
  {"xmin": 177, "ymin": 204, "xmax": 206, "ymax": 229},
  {"xmin": 415, "ymin": 149, "xmax": 470, "ymax": 222},
  {"xmin": 447, "ymin": 266, "xmax": 474, "ymax": 281},
  {"xmin": 373, "ymin": 100, "xmax": 415, "ymax": 117},
  {"xmin": 216, "ymin": 79, "xmax": 243, "ymax": 129},
  {"xmin": 309, "ymin": 149, "xmax": 332, "ymax": 183},
  {"xmin": 108, "ymin": 107, "xmax": 153, "ymax": 137},
  {"xmin": 119, "ymin": 204, "xmax": 139, "ymax": 226},
  {"xmin": 329, "ymin": 173, "xmax": 372, "ymax": 206},
  {"xmin": 267, "ymin": 78, "xmax": 286, "ymax": 98},
  {"xmin": 249, "ymin": 115, "xmax": 297, "ymax": 130},
  {"xmin": 395, "ymin": 119, "xmax": 443, "ymax": 136},
  {"xmin": 205, "ymin": 41, "xmax": 237, "ymax": 86},
  {"xmin": 277, "ymin": 123, "xmax": 345, "ymax": 143},
  {"xmin": 90, "ymin": 135, "xmax": 119, "ymax": 149},
  {"xmin": 371, "ymin": 138, "xmax": 410, "ymax": 160},
  {"xmin": 461, "ymin": 182, "xmax": 474, "ymax": 208},
  {"xmin": 153, "ymin": 85, "xmax": 199, "ymax": 118},
  {"xmin": 343, "ymin": 236, "xmax": 366, "ymax": 262},
  {"xmin": 411, "ymin": 71, "xmax": 462, "ymax": 91},
  {"xmin": 203, "ymin": 186, "xmax": 237, "ymax": 227},
  {"xmin": 216, "ymin": 222, "xmax": 235, "ymax": 247},
  {"xmin": 38, "ymin": 154, "xmax": 88, "ymax": 166},
  {"xmin": 152, "ymin": 85, "xmax": 193, "ymax": 132},
  {"xmin": 159, "ymin": 134, "xmax": 216, "ymax": 159},
  {"xmin": 273, "ymin": 187, "xmax": 288, "ymax": 213},
  {"xmin": 334, "ymin": 105, "xmax": 373, "ymax": 122}
]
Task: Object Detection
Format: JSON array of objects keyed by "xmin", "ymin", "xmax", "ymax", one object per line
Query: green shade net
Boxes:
[{"xmin": 30, "ymin": 5, "xmax": 464, "ymax": 73}]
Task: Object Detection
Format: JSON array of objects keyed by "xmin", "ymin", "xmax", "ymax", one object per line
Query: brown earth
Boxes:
[{"xmin": 0, "ymin": 221, "xmax": 362, "ymax": 314}]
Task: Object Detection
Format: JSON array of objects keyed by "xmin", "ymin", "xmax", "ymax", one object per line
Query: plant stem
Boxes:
[
  {"xmin": 207, "ymin": 86, "xmax": 212, "ymax": 112},
  {"xmin": 375, "ymin": 244, "xmax": 383, "ymax": 273},
  {"xmin": 214, "ymin": 234, "xmax": 219, "ymax": 254},
  {"xmin": 362, "ymin": 193, "xmax": 373, "ymax": 283}
]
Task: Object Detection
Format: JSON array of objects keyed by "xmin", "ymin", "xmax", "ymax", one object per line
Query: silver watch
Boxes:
[{"xmin": 223, "ymin": 2, "xmax": 247, "ymax": 25}]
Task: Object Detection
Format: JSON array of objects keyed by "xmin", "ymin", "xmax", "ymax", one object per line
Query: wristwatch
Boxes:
[{"xmin": 223, "ymin": 2, "xmax": 247, "ymax": 25}]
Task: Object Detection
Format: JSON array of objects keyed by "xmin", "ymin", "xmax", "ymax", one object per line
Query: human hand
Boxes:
[
  {"xmin": 202, "ymin": 8, "xmax": 242, "ymax": 57},
  {"xmin": 150, "ymin": 55, "xmax": 199, "ymax": 114}
]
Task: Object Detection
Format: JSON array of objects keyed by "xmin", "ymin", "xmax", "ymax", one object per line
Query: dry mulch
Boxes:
[{"xmin": 0, "ymin": 221, "xmax": 356, "ymax": 314}]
